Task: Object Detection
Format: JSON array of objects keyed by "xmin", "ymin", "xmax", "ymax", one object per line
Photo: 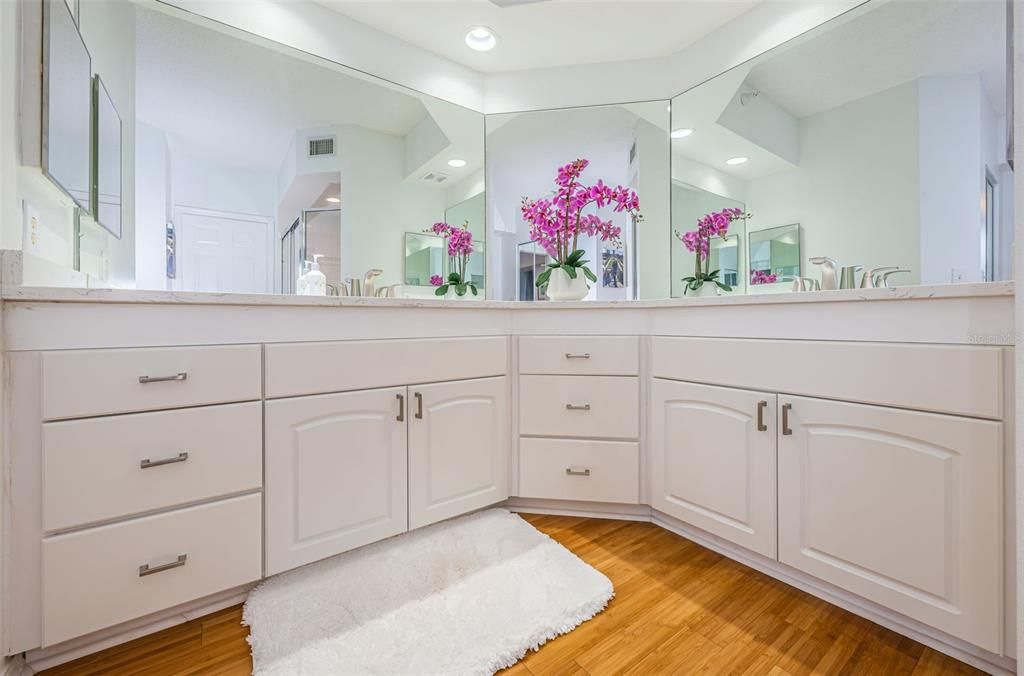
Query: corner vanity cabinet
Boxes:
[
  {"xmin": 651, "ymin": 337, "xmax": 1006, "ymax": 654},
  {"xmin": 263, "ymin": 337, "xmax": 509, "ymax": 575}
]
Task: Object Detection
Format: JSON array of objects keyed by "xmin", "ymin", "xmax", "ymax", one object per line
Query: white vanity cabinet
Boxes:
[
  {"xmin": 777, "ymin": 395, "xmax": 1003, "ymax": 653},
  {"xmin": 264, "ymin": 387, "xmax": 410, "ymax": 575},
  {"xmin": 649, "ymin": 380, "xmax": 778, "ymax": 558},
  {"xmin": 408, "ymin": 377, "xmax": 509, "ymax": 529}
]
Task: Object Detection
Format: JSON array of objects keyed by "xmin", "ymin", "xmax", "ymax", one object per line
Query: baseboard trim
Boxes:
[
  {"xmin": 23, "ymin": 584, "xmax": 255, "ymax": 673},
  {"xmin": 506, "ymin": 498, "xmax": 1016, "ymax": 676}
]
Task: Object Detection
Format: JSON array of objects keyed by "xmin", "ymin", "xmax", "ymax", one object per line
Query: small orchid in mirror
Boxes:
[
  {"xmin": 520, "ymin": 159, "xmax": 642, "ymax": 293},
  {"xmin": 750, "ymin": 270, "xmax": 778, "ymax": 285},
  {"xmin": 677, "ymin": 207, "xmax": 751, "ymax": 295},
  {"xmin": 424, "ymin": 222, "xmax": 478, "ymax": 297}
]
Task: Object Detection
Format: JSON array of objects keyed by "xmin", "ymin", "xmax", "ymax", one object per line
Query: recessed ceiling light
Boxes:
[
  {"xmin": 447, "ymin": 158, "xmax": 467, "ymax": 168},
  {"xmin": 465, "ymin": 26, "xmax": 497, "ymax": 52},
  {"xmin": 671, "ymin": 128, "xmax": 694, "ymax": 139},
  {"xmin": 325, "ymin": 197, "xmax": 340, "ymax": 203},
  {"xmin": 725, "ymin": 156, "xmax": 749, "ymax": 166}
]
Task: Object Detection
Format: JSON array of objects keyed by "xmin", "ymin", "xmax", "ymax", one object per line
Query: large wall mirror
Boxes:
[
  {"xmin": 670, "ymin": 0, "xmax": 1012, "ymax": 295},
  {"xmin": 63, "ymin": 3, "xmax": 485, "ymax": 296},
  {"xmin": 486, "ymin": 103, "xmax": 670, "ymax": 301}
]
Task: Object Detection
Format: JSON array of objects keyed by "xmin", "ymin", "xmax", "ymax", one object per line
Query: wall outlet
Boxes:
[{"xmin": 22, "ymin": 201, "xmax": 42, "ymax": 250}]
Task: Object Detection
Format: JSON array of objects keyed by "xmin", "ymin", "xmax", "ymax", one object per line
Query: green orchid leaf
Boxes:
[
  {"xmin": 470, "ymin": 284, "xmax": 478, "ymax": 296},
  {"xmin": 582, "ymin": 265, "xmax": 598, "ymax": 283},
  {"xmin": 565, "ymin": 266, "xmax": 578, "ymax": 280},
  {"xmin": 456, "ymin": 283, "xmax": 467, "ymax": 296},
  {"xmin": 535, "ymin": 269, "xmax": 553, "ymax": 288},
  {"xmin": 434, "ymin": 285, "xmax": 448, "ymax": 296},
  {"xmin": 448, "ymin": 272, "xmax": 461, "ymax": 283},
  {"xmin": 717, "ymin": 282, "xmax": 733, "ymax": 292}
]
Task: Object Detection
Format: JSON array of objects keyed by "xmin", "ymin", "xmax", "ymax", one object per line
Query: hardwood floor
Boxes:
[{"xmin": 41, "ymin": 514, "xmax": 983, "ymax": 676}]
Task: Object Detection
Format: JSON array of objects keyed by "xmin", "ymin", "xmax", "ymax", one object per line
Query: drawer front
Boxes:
[
  {"xmin": 42, "ymin": 494, "xmax": 262, "ymax": 647},
  {"xmin": 42, "ymin": 345, "xmax": 262, "ymax": 420},
  {"xmin": 43, "ymin": 402, "xmax": 263, "ymax": 532},
  {"xmin": 520, "ymin": 375, "xmax": 639, "ymax": 439},
  {"xmin": 519, "ymin": 336, "xmax": 639, "ymax": 376},
  {"xmin": 265, "ymin": 336, "xmax": 508, "ymax": 398},
  {"xmin": 519, "ymin": 438, "xmax": 639, "ymax": 504}
]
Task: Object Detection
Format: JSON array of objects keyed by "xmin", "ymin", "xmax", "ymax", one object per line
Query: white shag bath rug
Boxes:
[{"xmin": 243, "ymin": 508, "xmax": 613, "ymax": 676}]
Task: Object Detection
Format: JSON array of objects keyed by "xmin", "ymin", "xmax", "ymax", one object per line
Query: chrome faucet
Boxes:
[
  {"xmin": 859, "ymin": 266, "xmax": 899, "ymax": 289},
  {"xmin": 362, "ymin": 269, "xmax": 384, "ymax": 297},
  {"xmin": 878, "ymin": 269, "xmax": 911, "ymax": 287}
]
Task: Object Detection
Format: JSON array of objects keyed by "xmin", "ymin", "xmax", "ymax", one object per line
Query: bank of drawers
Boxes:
[
  {"xmin": 38, "ymin": 345, "xmax": 263, "ymax": 647},
  {"xmin": 517, "ymin": 336, "xmax": 640, "ymax": 504}
]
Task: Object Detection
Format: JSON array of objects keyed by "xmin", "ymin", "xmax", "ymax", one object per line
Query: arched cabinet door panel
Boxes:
[
  {"xmin": 265, "ymin": 387, "xmax": 408, "ymax": 575},
  {"xmin": 778, "ymin": 395, "xmax": 1002, "ymax": 653},
  {"xmin": 408, "ymin": 376, "xmax": 509, "ymax": 529},
  {"xmin": 650, "ymin": 379, "xmax": 778, "ymax": 558}
]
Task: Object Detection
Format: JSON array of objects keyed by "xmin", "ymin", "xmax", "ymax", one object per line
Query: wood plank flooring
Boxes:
[{"xmin": 41, "ymin": 514, "xmax": 982, "ymax": 676}]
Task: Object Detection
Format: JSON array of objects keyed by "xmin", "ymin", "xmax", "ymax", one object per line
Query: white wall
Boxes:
[
  {"xmin": 170, "ymin": 143, "xmax": 278, "ymax": 218},
  {"xmin": 744, "ymin": 81, "xmax": 921, "ymax": 285},
  {"xmin": 135, "ymin": 121, "xmax": 169, "ymax": 290}
]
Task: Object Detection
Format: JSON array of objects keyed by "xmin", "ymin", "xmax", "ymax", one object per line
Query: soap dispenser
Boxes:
[{"xmin": 304, "ymin": 255, "xmax": 327, "ymax": 296}]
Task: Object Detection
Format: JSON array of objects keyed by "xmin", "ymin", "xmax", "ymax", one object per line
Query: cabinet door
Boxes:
[
  {"xmin": 650, "ymin": 379, "xmax": 777, "ymax": 558},
  {"xmin": 409, "ymin": 376, "xmax": 509, "ymax": 529},
  {"xmin": 778, "ymin": 396, "xmax": 1002, "ymax": 652},
  {"xmin": 265, "ymin": 387, "xmax": 408, "ymax": 575}
]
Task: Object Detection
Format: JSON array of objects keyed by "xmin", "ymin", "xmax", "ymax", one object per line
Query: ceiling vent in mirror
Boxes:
[
  {"xmin": 307, "ymin": 136, "xmax": 336, "ymax": 158},
  {"xmin": 420, "ymin": 171, "xmax": 450, "ymax": 184}
]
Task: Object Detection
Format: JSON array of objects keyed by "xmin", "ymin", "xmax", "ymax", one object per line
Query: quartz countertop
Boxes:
[{"xmin": 0, "ymin": 281, "xmax": 1012, "ymax": 309}]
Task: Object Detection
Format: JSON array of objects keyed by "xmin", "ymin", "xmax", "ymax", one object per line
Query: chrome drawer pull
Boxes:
[
  {"xmin": 565, "ymin": 468, "xmax": 591, "ymax": 476},
  {"xmin": 565, "ymin": 404, "xmax": 591, "ymax": 411},
  {"xmin": 756, "ymin": 400, "xmax": 768, "ymax": 432},
  {"xmin": 781, "ymin": 403, "xmax": 793, "ymax": 436},
  {"xmin": 138, "ymin": 372, "xmax": 188, "ymax": 384},
  {"xmin": 139, "ymin": 554, "xmax": 187, "ymax": 577},
  {"xmin": 564, "ymin": 353, "xmax": 591, "ymax": 359},
  {"xmin": 140, "ymin": 452, "xmax": 189, "ymax": 469}
]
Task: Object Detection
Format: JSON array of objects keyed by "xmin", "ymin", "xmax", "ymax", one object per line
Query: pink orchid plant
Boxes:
[
  {"xmin": 520, "ymin": 159, "xmax": 642, "ymax": 291},
  {"xmin": 676, "ymin": 207, "xmax": 750, "ymax": 294},
  {"xmin": 750, "ymin": 269, "xmax": 778, "ymax": 285},
  {"xmin": 426, "ymin": 221, "xmax": 477, "ymax": 297}
]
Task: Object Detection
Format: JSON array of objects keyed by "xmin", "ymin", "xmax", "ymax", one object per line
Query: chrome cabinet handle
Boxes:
[
  {"xmin": 140, "ymin": 452, "xmax": 189, "ymax": 469},
  {"xmin": 781, "ymin": 403, "xmax": 793, "ymax": 436},
  {"xmin": 396, "ymin": 393, "xmax": 405, "ymax": 422},
  {"xmin": 756, "ymin": 400, "xmax": 768, "ymax": 432},
  {"xmin": 564, "ymin": 353, "xmax": 591, "ymax": 359},
  {"xmin": 138, "ymin": 372, "xmax": 187, "ymax": 384},
  {"xmin": 414, "ymin": 392, "xmax": 424, "ymax": 419},
  {"xmin": 565, "ymin": 404, "xmax": 591, "ymax": 411},
  {"xmin": 565, "ymin": 468, "xmax": 591, "ymax": 476},
  {"xmin": 139, "ymin": 554, "xmax": 187, "ymax": 577}
]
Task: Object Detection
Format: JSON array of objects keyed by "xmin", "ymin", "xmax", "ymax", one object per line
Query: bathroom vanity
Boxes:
[{"xmin": 0, "ymin": 283, "xmax": 1015, "ymax": 674}]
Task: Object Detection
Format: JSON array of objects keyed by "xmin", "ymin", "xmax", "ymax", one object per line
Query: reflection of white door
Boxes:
[{"xmin": 174, "ymin": 206, "xmax": 272, "ymax": 293}]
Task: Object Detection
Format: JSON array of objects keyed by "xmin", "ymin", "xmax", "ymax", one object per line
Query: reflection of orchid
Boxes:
[
  {"xmin": 424, "ymin": 221, "xmax": 477, "ymax": 297},
  {"xmin": 677, "ymin": 208, "xmax": 751, "ymax": 295},
  {"xmin": 521, "ymin": 159, "xmax": 642, "ymax": 291},
  {"xmin": 750, "ymin": 270, "xmax": 778, "ymax": 285}
]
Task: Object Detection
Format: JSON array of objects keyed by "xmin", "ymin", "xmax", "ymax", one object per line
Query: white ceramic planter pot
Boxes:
[
  {"xmin": 547, "ymin": 268, "xmax": 590, "ymax": 301},
  {"xmin": 685, "ymin": 282, "xmax": 720, "ymax": 298}
]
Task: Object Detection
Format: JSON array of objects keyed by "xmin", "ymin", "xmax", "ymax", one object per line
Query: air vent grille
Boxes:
[
  {"xmin": 420, "ymin": 171, "xmax": 450, "ymax": 184},
  {"xmin": 308, "ymin": 136, "xmax": 336, "ymax": 157}
]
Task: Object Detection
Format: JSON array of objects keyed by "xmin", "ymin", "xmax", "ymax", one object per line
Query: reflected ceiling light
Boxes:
[
  {"xmin": 465, "ymin": 26, "xmax": 497, "ymax": 52},
  {"xmin": 325, "ymin": 196, "xmax": 340, "ymax": 203},
  {"xmin": 725, "ymin": 156, "xmax": 749, "ymax": 166},
  {"xmin": 671, "ymin": 128, "xmax": 694, "ymax": 139},
  {"xmin": 447, "ymin": 158, "xmax": 468, "ymax": 168}
]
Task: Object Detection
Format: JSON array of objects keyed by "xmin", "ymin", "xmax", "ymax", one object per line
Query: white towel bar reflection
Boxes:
[{"xmin": 138, "ymin": 372, "xmax": 188, "ymax": 384}]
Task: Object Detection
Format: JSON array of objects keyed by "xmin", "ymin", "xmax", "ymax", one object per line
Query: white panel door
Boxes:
[
  {"xmin": 408, "ymin": 377, "xmax": 509, "ymax": 529},
  {"xmin": 650, "ymin": 379, "xmax": 777, "ymax": 558},
  {"xmin": 265, "ymin": 387, "xmax": 408, "ymax": 575},
  {"xmin": 778, "ymin": 395, "xmax": 1002, "ymax": 652},
  {"xmin": 176, "ymin": 208, "xmax": 270, "ymax": 294}
]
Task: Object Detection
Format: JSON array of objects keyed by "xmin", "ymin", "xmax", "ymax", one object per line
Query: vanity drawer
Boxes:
[
  {"xmin": 265, "ymin": 336, "xmax": 508, "ymax": 398},
  {"xmin": 42, "ymin": 402, "xmax": 262, "ymax": 532},
  {"xmin": 41, "ymin": 493, "xmax": 262, "ymax": 647},
  {"xmin": 519, "ymin": 438, "xmax": 639, "ymax": 504},
  {"xmin": 519, "ymin": 336, "xmax": 639, "ymax": 376},
  {"xmin": 520, "ymin": 375, "xmax": 639, "ymax": 439},
  {"xmin": 41, "ymin": 345, "xmax": 262, "ymax": 420}
]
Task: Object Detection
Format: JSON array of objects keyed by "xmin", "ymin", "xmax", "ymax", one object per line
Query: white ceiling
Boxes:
[
  {"xmin": 746, "ymin": 0, "xmax": 1007, "ymax": 119},
  {"xmin": 315, "ymin": 0, "xmax": 763, "ymax": 73},
  {"xmin": 136, "ymin": 7, "xmax": 436, "ymax": 172}
]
